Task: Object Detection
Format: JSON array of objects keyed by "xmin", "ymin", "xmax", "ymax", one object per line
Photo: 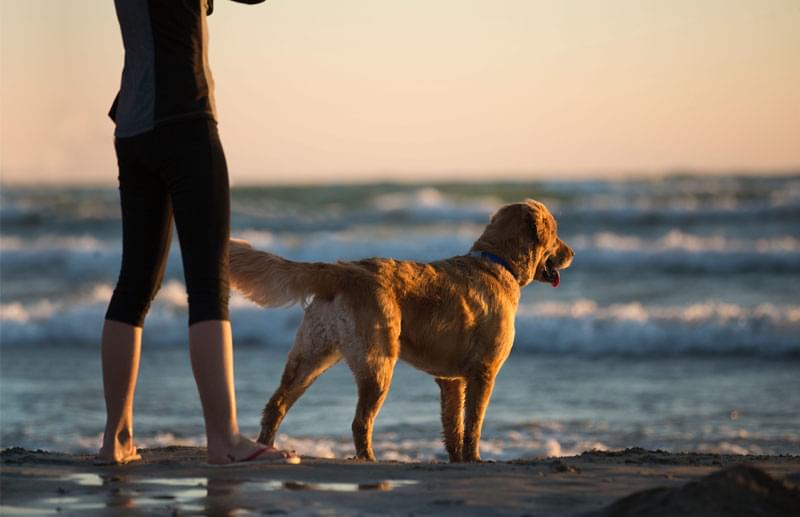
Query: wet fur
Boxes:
[{"xmin": 229, "ymin": 199, "xmax": 573, "ymax": 462}]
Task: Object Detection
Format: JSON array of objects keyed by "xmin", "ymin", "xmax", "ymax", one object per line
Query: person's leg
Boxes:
[
  {"xmin": 97, "ymin": 321, "xmax": 143, "ymax": 464},
  {"xmin": 99, "ymin": 133, "xmax": 174, "ymax": 464},
  {"xmin": 163, "ymin": 120, "xmax": 297, "ymax": 463},
  {"xmin": 188, "ymin": 319, "xmax": 293, "ymax": 462},
  {"xmin": 188, "ymin": 320, "xmax": 238, "ymax": 460}
]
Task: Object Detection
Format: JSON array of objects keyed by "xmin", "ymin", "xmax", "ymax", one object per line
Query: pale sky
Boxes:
[{"xmin": 1, "ymin": 0, "xmax": 798, "ymax": 185}]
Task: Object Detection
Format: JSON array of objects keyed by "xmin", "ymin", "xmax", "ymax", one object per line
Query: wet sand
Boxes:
[{"xmin": 1, "ymin": 447, "xmax": 798, "ymax": 516}]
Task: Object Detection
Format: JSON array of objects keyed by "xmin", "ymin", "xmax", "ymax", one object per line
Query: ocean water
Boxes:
[{"xmin": 1, "ymin": 175, "xmax": 799, "ymax": 460}]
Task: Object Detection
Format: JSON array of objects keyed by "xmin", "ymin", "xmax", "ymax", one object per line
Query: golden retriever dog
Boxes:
[{"xmin": 229, "ymin": 199, "xmax": 573, "ymax": 462}]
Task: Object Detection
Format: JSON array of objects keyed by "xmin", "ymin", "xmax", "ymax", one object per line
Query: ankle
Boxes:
[
  {"xmin": 117, "ymin": 428, "xmax": 133, "ymax": 444},
  {"xmin": 102, "ymin": 427, "xmax": 135, "ymax": 450},
  {"xmin": 206, "ymin": 431, "xmax": 241, "ymax": 458}
]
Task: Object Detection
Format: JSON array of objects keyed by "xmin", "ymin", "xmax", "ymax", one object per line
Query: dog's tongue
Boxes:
[{"xmin": 550, "ymin": 269, "xmax": 560, "ymax": 288}]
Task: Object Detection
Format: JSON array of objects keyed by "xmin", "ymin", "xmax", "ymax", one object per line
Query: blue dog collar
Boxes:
[{"xmin": 469, "ymin": 251, "xmax": 517, "ymax": 280}]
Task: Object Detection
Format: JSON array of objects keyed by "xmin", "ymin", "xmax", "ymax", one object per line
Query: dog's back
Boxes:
[{"xmin": 230, "ymin": 241, "xmax": 520, "ymax": 377}]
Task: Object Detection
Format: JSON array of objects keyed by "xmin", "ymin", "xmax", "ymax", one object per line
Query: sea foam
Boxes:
[{"xmin": 2, "ymin": 283, "xmax": 798, "ymax": 355}]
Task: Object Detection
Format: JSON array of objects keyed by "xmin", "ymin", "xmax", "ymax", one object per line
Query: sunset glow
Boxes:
[{"xmin": 1, "ymin": 0, "xmax": 798, "ymax": 184}]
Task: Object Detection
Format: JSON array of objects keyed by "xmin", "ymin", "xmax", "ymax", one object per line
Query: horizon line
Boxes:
[{"xmin": 1, "ymin": 167, "xmax": 799, "ymax": 189}]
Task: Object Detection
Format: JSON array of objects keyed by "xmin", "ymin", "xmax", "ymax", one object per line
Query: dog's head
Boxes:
[{"xmin": 471, "ymin": 199, "xmax": 573, "ymax": 287}]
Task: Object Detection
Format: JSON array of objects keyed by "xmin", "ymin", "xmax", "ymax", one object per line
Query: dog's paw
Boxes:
[{"xmin": 349, "ymin": 453, "xmax": 377, "ymax": 462}]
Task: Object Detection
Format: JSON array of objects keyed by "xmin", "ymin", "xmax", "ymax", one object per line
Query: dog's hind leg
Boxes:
[
  {"xmin": 435, "ymin": 378, "xmax": 465, "ymax": 462},
  {"xmin": 462, "ymin": 373, "xmax": 496, "ymax": 462},
  {"xmin": 346, "ymin": 352, "xmax": 397, "ymax": 462},
  {"xmin": 257, "ymin": 321, "xmax": 340, "ymax": 446}
]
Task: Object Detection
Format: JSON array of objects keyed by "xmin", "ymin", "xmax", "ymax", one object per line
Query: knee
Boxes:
[
  {"xmin": 105, "ymin": 285, "xmax": 158, "ymax": 327},
  {"xmin": 186, "ymin": 285, "xmax": 229, "ymax": 325}
]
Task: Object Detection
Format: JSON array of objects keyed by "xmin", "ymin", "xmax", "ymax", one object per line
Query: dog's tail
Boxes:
[{"xmin": 229, "ymin": 238, "xmax": 360, "ymax": 308}]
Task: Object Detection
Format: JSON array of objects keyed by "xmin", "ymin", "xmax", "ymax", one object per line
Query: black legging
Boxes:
[{"xmin": 105, "ymin": 118, "xmax": 230, "ymax": 326}]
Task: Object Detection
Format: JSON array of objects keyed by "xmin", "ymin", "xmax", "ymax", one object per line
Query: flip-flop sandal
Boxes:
[{"xmin": 205, "ymin": 447, "xmax": 301, "ymax": 467}]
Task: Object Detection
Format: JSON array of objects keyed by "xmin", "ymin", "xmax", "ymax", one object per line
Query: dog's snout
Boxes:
[{"xmin": 557, "ymin": 240, "xmax": 574, "ymax": 270}]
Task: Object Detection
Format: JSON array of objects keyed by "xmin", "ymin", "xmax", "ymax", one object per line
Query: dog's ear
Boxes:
[
  {"xmin": 472, "ymin": 203, "xmax": 534, "ymax": 283},
  {"xmin": 524, "ymin": 199, "xmax": 555, "ymax": 247},
  {"xmin": 491, "ymin": 200, "xmax": 550, "ymax": 244}
]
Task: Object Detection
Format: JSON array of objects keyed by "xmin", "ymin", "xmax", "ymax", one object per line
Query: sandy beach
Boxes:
[{"xmin": 1, "ymin": 447, "xmax": 798, "ymax": 516}]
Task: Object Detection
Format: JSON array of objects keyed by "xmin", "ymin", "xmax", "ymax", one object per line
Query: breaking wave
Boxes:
[
  {"xmin": 3, "ymin": 229, "xmax": 799, "ymax": 292},
  {"xmin": 2, "ymin": 284, "xmax": 797, "ymax": 356},
  {"xmin": 515, "ymin": 300, "xmax": 800, "ymax": 355}
]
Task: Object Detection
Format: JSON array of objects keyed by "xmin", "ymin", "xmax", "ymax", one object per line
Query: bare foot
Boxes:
[
  {"xmin": 207, "ymin": 435, "xmax": 300, "ymax": 465},
  {"xmin": 95, "ymin": 441, "xmax": 142, "ymax": 465}
]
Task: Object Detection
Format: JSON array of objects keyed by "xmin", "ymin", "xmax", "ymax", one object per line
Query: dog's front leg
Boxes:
[
  {"xmin": 436, "ymin": 378, "xmax": 465, "ymax": 462},
  {"xmin": 462, "ymin": 373, "xmax": 495, "ymax": 462}
]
